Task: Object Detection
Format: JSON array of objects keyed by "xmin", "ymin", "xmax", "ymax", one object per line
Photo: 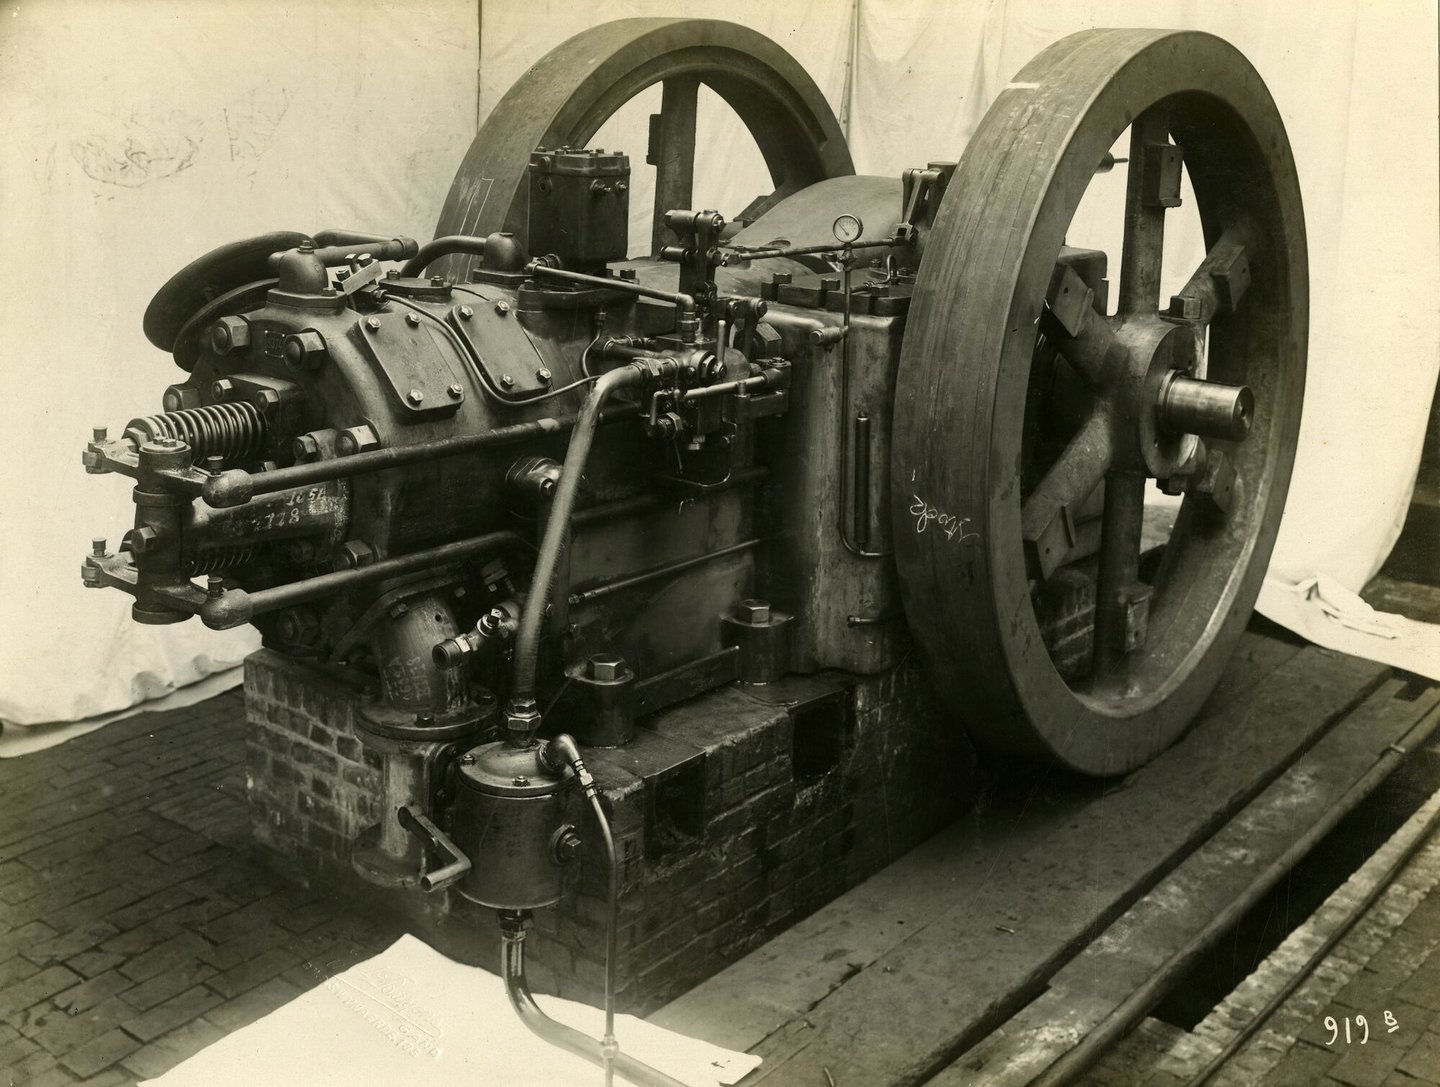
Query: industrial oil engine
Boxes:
[{"xmin": 80, "ymin": 19, "xmax": 1305, "ymax": 1085}]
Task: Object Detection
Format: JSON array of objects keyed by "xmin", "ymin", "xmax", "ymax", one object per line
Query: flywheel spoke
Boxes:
[
  {"xmin": 1118, "ymin": 105, "xmax": 1175, "ymax": 317},
  {"xmin": 649, "ymin": 76, "xmax": 700, "ymax": 255},
  {"xmin": 1022, "ymin": 408, "xmax": 1113, "ymax": 579},
  {"xmin": 1163, "ymin": 223, "xmax": 1255, "ymax": 325},
  {"xmin": 1090, "ymin": 469, "xmax": 1150, "ymax": 685}
]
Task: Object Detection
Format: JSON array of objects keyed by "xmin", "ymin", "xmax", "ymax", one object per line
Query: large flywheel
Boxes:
[
  {"xmin": 892, "ymin": 30, "xmax": 1307, "ymax": 775},
  {"xmin": 433, "ymin": 17, "xmax": 854, "ymax": 278}
]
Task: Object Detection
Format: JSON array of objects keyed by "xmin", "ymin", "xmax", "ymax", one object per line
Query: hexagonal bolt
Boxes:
[
  {"xmin": 364, "ymin": 316, "xmax": 382, "ymax": 333},
  {"xmin": 91, "ymin": 538, "xmax": 107, "ymax": 557},
  {"xmin": 553, "ymin": 827, "xmax": 583, "ymax": 863},
  {"xmin": 458, "ymin": 305, "xmax": 474, "ymax": 320},
  {"xmin": 335, "ymin": 540, "xmax": 376, "ymax": 569},
  {"xmin": 80, "ymin": 565, "xmax": 101, "ymax": 587},
  {"xmin": 406, "ymin": 388, "xmax": 425, "ymax": 406},
  {"xmin": 283, "ymin": 330, "xmax": 327, "ymax": 371},
  {"xmin": 389, "ymin": 601, "xmax": 410, "ymax": 619},
  {"xmin": 211, "ymin": 378, "xmax": 235, "ymax": 401},
  {"xmin": 336, "ymin": 425, "xmax": 380, "ymax": 456},
  {"xmin": 210, "ymin": 316, "xmax": 250, "ymax": 354},
  {"xmin": 512, "ymin": 775, "xmax": 530, "ymax": 787},
  {"xmin": 206, "ymin": 575, "xmax": 226, "ymax": 599},
  {"xmin": 536, "ymin": 368, "xmax": 552, "ymax": 384},
  {"xmin": 124, "ymin": 526, "xmax": 159, "ymax": 554},
  {"xmin": 162, "ymin": 389, "xmax": 183, "ymax": 411},
  {"xmin": 1193, "ymin": 451, "xmax": 1238, "ymax": 518},
  {"xmin": 735, "ymin": 599, "xmax": 771, "ymax": 624},
  {"xmin": 91, "ymin": 425, "xmax": 108, "ymax": 442},
  {"xmin": 447, "ymin": 384, "xmax": 464, "ymax": 400},
  {"xmin": 252, "ymin": 389, "xmax": 281, "ymax": 412},
  {"xmin": 588, "ymin": 653, "xmax": 626, "ymax": 682},
  {"xmin": 404, "ymin": 312, "xmax": 421, "ymax": 327},
  {"xmin": 494, "ymin": 301, "xmax": 511, "ymax": 317},
  {"xmin": 202, "ymin": 455, "xmax": 226, "ymax": 474},
  {"xmin": 292, "ymin": 434, "xmax": 321, "ymax": 461},
  {"xmin": 500, "ymin": 374, "xmax": 515, "ymax": 389}
]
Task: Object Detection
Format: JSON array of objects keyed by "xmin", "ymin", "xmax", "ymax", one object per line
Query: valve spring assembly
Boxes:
[
  {"xmin": 185, "ymin": 546, "xmax": 258, "ymax": 575},
  {"xmin": 126, "ymin": 402, "xmax": 268, "ymax": 463}
]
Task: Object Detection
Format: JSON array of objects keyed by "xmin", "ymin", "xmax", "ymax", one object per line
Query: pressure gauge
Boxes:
[{"xmin": 832, "ymin": 213, "xmax": 864, "ymax": 244}]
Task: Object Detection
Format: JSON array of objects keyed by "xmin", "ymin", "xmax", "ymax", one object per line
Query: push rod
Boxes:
[
  {"xmin": 202, "ymin": 407, "xmax": 639, "ymax": 508},
  {"xmin": 199, "ymin": 529, "xmax": 526, "ymax": 629}
]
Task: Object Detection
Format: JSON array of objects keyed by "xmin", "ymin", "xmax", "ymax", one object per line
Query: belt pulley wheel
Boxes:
[
  {"xmin": 432, "ymin": 17, "xmax": 853, "ymax": 280},
  {"xmin": 892, "ymin": 29, "xmax": 1307, "ymax": 775}
]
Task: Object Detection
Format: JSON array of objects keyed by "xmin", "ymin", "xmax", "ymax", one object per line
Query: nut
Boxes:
[
  {"xmin": 405, "ymin": 312, "xmax": 421, "ymax": 327},
  {"xmin": 364, "ymin": 316, "xmax": 382, "ymax": 333},
  {"xmin": 283, "ymin": 330, "xmax": 327, "ymax": 370},
  {"xmin": 458, "ymin": 305, "xmax": 474, "ymax": 320},
  {"xmin": 292, "ymin": 434, "xmax": 321, "ymax": 461},
  {"xmin": 536, "ymin": 368, "xmax": 552, "ymax": 384},
  {"xmin": 335, "ymin": 540, "xmax": 375, "ymax": 570},
  {"xmin": 447, "ymin": 383, "xmax": 464, "ymax": 399},
  {"xmin": 500, "ymin": 374, "xmax": 515, "ymax": 388},
  {"xmin": 736, "ymin": 598, "xmax": 771, "ymax": 624},
  {"xmin": 495, "ymin": 301, "xmax": 510, "ymax": 317},
  {"xmin": 210, "ymin": 316, "xmax": 250, "ymax": 354},
  {"xmin": 406, "ymin": 388, "xmax": 424, "ymax": 405},
  {"xmin": 588, "ymin": 653, "xmax": 625, "ymax": 682},
  {"xmin": 210, "ymin": 378, "xmax": 235, "ymax": 401}
]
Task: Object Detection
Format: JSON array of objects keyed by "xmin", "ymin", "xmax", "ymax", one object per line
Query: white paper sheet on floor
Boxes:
[{"xmin": 138, "ymin": 934, "xmax": 761, "ymax": 1087}]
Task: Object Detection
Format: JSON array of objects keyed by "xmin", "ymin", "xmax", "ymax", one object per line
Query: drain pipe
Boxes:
[
  {"xmin": 498, "ymin": 734, "xmax": 690, "ymax": 1087},
  {"xmin": 504, "ymin": 361, "xmax": 675, "ymax": 744}
]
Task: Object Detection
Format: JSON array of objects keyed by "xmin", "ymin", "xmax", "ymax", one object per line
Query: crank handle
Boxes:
[{"xmin": 397, "ymin": 805, "xmax": 472, "ymax": 892}]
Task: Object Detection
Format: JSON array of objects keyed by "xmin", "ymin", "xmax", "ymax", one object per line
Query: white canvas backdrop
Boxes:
[
  {"xmin": 1, "ymin": 0, "xmax": 1434, "ymax": 731},
  {"xmin": 0, "ymin": 0, "xmax": 480, "ymax": 728}
]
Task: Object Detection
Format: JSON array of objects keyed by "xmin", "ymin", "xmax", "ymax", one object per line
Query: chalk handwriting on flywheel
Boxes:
[{"xmin": 910, "ymin": 495, "xmax": 979, "ymax": 543}]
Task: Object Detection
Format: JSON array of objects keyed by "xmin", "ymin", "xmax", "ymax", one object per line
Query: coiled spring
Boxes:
[
  {"xmin": 126, "ymin": 402, "xmax": 268, "ymax": 463},
  {"xmin": 186, "ymin": 546, "xmax": 257, "ymax": 575}
]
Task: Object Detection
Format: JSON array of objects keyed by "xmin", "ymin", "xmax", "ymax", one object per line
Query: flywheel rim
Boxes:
[
  {"xmin": 433, "ymin": 17, "xmax": 854, "ymax": 280},
  {"xmin": 892, "ymin": 29, "xmax": 1307, "ymax": 775}
]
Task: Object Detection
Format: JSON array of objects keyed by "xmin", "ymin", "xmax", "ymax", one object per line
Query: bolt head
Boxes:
[
  {"xmin": 430, "ymin": 276, "xmax": 445, "ymax": 287},
  {"xmin": 536, "ymin": 368, "xmax": 552, "ymax": 384},
  {"xmin": 91, "ymin": 537, "xmax": 106, "ymax": 557},
  {"xmin": 202, "ymin": 455, "xmax": 225, "ymax": 474},
  {"xmin": 364, "ymin": 316, "xmax": 382, "ymax": 332},
  {"xmin": 405, "ymin": 312, "xmax": 421, "ymax": 327},
  {"xmin": 406, "ymin": 388, "xmax": 424, "ymax": 405},
  {"xmin": 588, "ymin": 653, "xmax": 625, "ymax": 682},
  {"xmin": 495, "ymin": 301, "xmax": 510, "ymax": 316},
  {"xmin": 736, "ymin": 598, "xmax": 771, "ymax": 624},
  {"xmin": 460, "ymin": 753, "xmax": 476, "ymax": 766},
  {"xmin": 162, "ymin": 390, "xmax": 182, "ymax": 411},
  {"xmin": 91, "ymin": 425, "xmax": 108, "ymax": 442},
  {"xmin": 292, "ymin": 435, "xmax": 321, "ymax": 460},
  {"xmin": 447, "ymin": 383, "xmax": 464, "ymax": 399},
  {"xmin": 211, "ymin": 379, "xmax": 234, "ymax": 400},
  {"xmin": 206, "ymin": 574, "xmax": 225, "ymax": 598},
  {"xmin": 500, "ymin": 374, "xmax": 515, "ymax": 388},
  {"xmin": 210, "ymin": 316, "xmax": 249, "ymax": 353},
  {"xmin": 458, "ymin": 305, "xmax": 474, "ymax": 320},
  {"xmin": 512, "ymin": 775, "xmax": 530, "ymax": 787},
  {"xmin": 1165, "ymin": 294, "xmax": 1202, "ymax": 321}
]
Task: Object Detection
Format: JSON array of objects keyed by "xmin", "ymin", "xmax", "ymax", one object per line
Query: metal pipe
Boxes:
[
  {"xmin": 568, "ymin": 538, "xmax": 763, "ymax": 607},
  {"xmin": 498, "ymin": 915, "xmax": 690, "ymax": 1087},
  {"xmin": 1030, "ymin": 698, "xmax": 1440, "ymax": 1087},
  {"xmin": 202, "ymin": 407, "xmax": 639, "ymax": 508},
  {"xmin": 399, "ymin": 235, "xmax": 488, "ymax": 277},
  {"xmin": 527, "ymin": 264, "xmax": 698, "ymax": 343},
  {"xmin": 853, "ymin": 412, "xmax": 872, "ymax": 550},
  {"xmin": 510, "ymin": 365, "xmax": 656, "ymax": 706},
  {"xmin": 200, "ymin": 529, "xmax": 526, "ymax": 629},
  {"xmin": 719, "ymin": 236, "xmax": 899, "ymax": 265}
]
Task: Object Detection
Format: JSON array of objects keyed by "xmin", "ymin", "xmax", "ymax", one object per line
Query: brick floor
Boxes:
[{"xmin": 0, "ymin": 691, "xmax": 402, "ymax": 1085}]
